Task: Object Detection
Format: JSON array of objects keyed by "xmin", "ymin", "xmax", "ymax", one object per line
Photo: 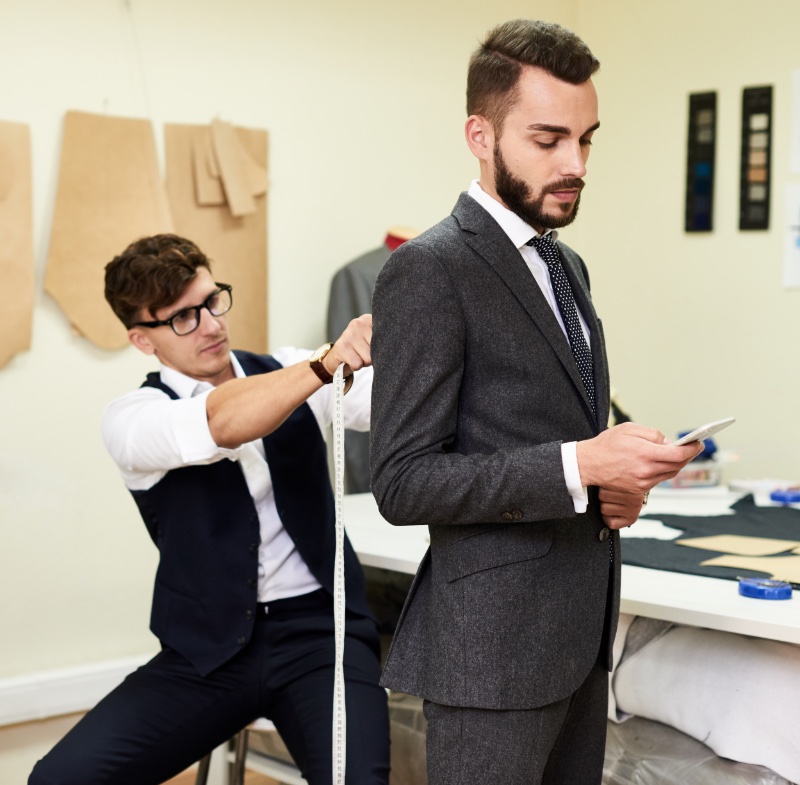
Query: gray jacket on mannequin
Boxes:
[{"xmin": 327, "ymin": 243, "xmax": 392, "ymax": 493}]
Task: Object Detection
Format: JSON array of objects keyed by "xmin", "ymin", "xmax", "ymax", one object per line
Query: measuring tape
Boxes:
[{"xmin": 332, "ymin": 363, "xmax": 347, "ymax": 785}]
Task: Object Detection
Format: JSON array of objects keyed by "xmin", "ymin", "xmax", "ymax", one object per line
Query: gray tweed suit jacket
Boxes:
[{"xmin": 370, "ymin": 192, "xmax": 620, "ymax": 711}]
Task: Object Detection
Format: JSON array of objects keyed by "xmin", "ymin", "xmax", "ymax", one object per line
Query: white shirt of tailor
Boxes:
[
  {"xmin": 102, "ymin": 348, "xmax": 372, "ymax": 602},
  {"xmin": 468, "ymin": 180, "xmax": 590, "ymax": 513}
]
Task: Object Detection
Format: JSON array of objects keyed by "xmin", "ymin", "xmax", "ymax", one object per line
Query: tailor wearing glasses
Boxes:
[{"xmin": 29, "ymin": 234, "xmax": 389, "ymax": 785}]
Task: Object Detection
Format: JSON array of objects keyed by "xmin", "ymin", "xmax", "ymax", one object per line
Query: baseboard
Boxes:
[{"xmin": 0, "ymin": 655, "xmax": 151, "ymax": 727}]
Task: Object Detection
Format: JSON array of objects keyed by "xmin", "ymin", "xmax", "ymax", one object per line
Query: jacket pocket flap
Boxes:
[{"xmin": 440, "ymin": 522, "xmax": 552, "ymax": 583}]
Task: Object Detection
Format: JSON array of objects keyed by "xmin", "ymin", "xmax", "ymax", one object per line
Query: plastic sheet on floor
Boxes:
[
  {"xmin": 388, "ymin": 691, "xmax": 428, "ymax": 785},
  {"xmin": 604, "ymin": 716, "xmax": 795, "ymax": 785}
]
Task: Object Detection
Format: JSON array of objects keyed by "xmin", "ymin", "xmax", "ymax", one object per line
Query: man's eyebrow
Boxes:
[{"xmin": 527, "ymin": 121, "xmax": 601, "ymax": 136}]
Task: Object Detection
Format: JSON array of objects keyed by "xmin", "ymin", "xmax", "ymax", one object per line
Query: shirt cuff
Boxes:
[
  {"xmin": 561, "ymin": 441, "xmax": 588, "ymax": 513},
  {"xmin": 176, "ymin": 389, "xmax": 230, "ymax": 461}
]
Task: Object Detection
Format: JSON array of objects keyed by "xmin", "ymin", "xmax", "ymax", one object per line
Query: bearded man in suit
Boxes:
[{"xmin": 369, "ymin": 19, "xmax": 702, "ymax": 785}]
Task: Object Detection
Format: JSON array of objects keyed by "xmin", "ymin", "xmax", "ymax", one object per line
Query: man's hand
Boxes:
[
  {"xmin": 323, "ymin": 314, "xmax": 372, "ymax": 376},
  {"xmin": 599, "ymin": 488, "xmax": 645, "ymax": 530},
  {"xmin": 576, "ymin": 422, "xmax": 704, "ymax": 494}
]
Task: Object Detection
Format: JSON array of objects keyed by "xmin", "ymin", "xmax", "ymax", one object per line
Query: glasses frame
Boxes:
[{"xmin": 134, "ymin": 283, "xmax": 233, "ymax": 336}]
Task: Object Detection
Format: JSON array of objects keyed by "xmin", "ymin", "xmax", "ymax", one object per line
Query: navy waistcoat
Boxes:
[{"xmin": 131, "ymin": 351, "xmax": 371, "ymax": 676}]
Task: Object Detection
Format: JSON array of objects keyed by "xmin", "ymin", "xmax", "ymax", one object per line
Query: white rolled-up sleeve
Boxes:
[{"xmin": 102, "ymin": 387, "xmax": 233, "ymax": 490}]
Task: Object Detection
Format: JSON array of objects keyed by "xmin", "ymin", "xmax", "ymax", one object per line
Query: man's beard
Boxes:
[{"xmin": 493, "ymin": 143, "xmax": 584, "ymax": 231}]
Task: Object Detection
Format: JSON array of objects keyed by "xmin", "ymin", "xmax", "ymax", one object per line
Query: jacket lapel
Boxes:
[{"xmin": 452, "ymin": 194, "xmax": 603, "ymax": 431}]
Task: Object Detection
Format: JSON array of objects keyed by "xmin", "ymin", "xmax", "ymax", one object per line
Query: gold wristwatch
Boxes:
[{"xmin": 309, "ymin": 343, "xmax": 354, "ymax": 393}]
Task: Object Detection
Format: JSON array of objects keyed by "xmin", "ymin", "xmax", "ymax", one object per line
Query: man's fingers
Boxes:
[
  {"xmin": 605, "ymin": 517, "xmax": 635, "ymax": 530},
  {"xmin": 599, "ymin": 488, "xmax": 641, "ymax": 503},
  {"xmin": 331, "ymin": 314, "xmax": 373, "ymax": 370},
  {"xmin": 600, "ymin": 482, "xmax": 646, "ymax": 531},
  {"xmin": 614, "ymin": 422, "xmax": 666, "ymax": 445}
]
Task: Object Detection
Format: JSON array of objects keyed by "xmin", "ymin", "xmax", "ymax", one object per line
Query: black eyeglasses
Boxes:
[{"xmin": 134, "ymin": 283, "xmax": 233, "ymax": 336}]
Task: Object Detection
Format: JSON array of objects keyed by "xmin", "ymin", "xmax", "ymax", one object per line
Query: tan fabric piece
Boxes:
[
  {"xmin": 165, "ymin": 122, "xmax": 268, "ymax": 353},
  {"xmin": 192, "ymin": 131, "xmax": 226, "ymax": 206},
  {"xmin": 700, "ymin": 554, "xmax": 800, "ymax": 583},
  {"xmin": 211, "ymin": 119, "xmax": 257, "ymax": 217},
  {"xmin": 678, "ymin": 534, "xmax": 800, "ymax": 557},
  {"xmin": 44, "ymin": 111, "xmax": 173, "ymax": 349},
  {"xmin": 0, "ymin": 121, "xmax": 35, "ymax": 368}
]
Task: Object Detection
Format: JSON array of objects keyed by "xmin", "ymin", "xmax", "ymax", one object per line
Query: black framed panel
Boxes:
[
  {"xmin": 685, "ymin": 92, "xmax": 717, "ymax": 232},
  {"xmin": 739, "ymin": 86, "xmax": 772, "ymax": 231}
]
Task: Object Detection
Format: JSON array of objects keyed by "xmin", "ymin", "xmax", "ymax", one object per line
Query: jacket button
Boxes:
[
  {"xmin": 598, "ymin": 527, "xmax": 610, "ymax": 542},
  {"xmin": 512, "ymin": 509, "xmax": 523, "ymax": 520},
  {"xmin": 247, "ymin": 578, "xmax": 257, "ymax": 588},
  {"xmin": 501, "ymin": 511, "xmax": 513, "ymax": 522},
  {"xmin": 249, "ymin": 543, "xmax": 259, "ymax": 554},
  {"xmin": 244, "ymin": 610, "xmax": 254, "ymax": 620},
  {"xmin": 237, "ymin": 636, "xmax": 247, "ymax": 645}
]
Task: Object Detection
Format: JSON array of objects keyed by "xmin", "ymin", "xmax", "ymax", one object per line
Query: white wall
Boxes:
[{"xmin": 570, "ymin": 0, "xmax": 800, "ymax": 481}]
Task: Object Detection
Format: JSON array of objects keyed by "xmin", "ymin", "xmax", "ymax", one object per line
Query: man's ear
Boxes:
[
  {"xmin": 128, "ymin": 327, "xmax": 156, "ymax": 356},
  {"xmin": 465, "ymin": 115, "xmax": 495, "ymax": 162}
]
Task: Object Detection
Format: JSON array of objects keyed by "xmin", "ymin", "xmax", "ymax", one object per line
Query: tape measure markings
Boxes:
[{"xmin": 332, "ymin": 363, "xmax": 347, "ymax": 785}]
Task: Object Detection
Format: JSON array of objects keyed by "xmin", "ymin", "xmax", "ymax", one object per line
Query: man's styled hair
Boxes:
[
  {"xmin": 467, "ymin": 19, "xmax": 600, "ymax": 133},
  {"xmin": 105, "ymin": 234, "xmax": 212, "ymax": 328}
]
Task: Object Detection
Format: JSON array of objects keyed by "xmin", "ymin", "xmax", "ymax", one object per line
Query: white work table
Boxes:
[{"xmin": 343, "ymin": 489, "xmax": 800, "ymax": 645}]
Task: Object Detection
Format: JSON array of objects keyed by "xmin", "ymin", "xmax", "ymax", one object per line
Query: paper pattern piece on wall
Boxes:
[
  {"xmin": 0, "ymin": 121, "xmax": 35, "ymax": 369},
  {"xmin": 192, "ymin": 132, "xmax": 226, "ymax": 206},
  {"xmin": 701, "ymin": 554, "xmax": 800, "ymax": 584},
  {"xmin": 44, "ymin": 111, "xmax": 173, "ymax": 350},
  {"xmin": 677, "ymin": 534, "xmax": 800, "ymax": 557},
  {"xmin": 165, "ymin": 122, "xmax": 268, "ymax": 353}
]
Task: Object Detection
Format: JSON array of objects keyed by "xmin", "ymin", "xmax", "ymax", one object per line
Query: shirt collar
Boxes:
[
  {"xmin": 158, "ymin": 352, "xmax": 244, "ymax": 399},
  {"xmin": 467, "ymin": 180, "xmax": 558, "ymax": 248}
]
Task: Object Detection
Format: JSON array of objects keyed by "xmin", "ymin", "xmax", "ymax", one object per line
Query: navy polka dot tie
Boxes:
[{"xmin": 528, "ymin": 233, "xmax": 596, "ymax": 416}]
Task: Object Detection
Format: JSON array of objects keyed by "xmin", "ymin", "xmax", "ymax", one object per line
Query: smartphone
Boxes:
[{"xmin": 671, "ymin": 417, "xmax": 736, "ymax": 446}]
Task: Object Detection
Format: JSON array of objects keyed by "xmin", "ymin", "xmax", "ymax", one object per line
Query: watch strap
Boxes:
[{"xmin": 310, "ymin": 343, "xmax": 335, "ymax": 384}]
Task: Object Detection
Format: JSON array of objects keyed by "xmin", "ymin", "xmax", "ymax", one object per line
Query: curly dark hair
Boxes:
[
  {"xmin": 466, "ymin": 19, "xmax": 600, "ymax": 133},
  {"xmin": 105, "ymin": 234, "xmax": 212, "ymax": 328}
]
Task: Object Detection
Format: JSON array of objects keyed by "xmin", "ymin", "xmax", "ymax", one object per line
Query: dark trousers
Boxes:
[
  {"xmin": 29, "ymin": 589, "xmax": 390, "ymax": 785},
  {"xmin": 424, "ymin": 657, "xmax": 608, "ymax": 785}
]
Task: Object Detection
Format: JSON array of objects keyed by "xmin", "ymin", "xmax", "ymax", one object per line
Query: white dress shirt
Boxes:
[
  {"xmin": 468, "ymin": 180, "xmax": 590, "ymax": 513},
  {"xmin": 102, "ymin": 348, "xmax": 372, "ymax": 602}
]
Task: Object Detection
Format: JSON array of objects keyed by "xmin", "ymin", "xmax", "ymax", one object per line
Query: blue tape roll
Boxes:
[
  {"xmin": 770, "ymin": 489, "xmax": 800, "ymax": 504},
  {"xmin": 738, "ymin": 578, "xmax": 792, "ymax": 600}
]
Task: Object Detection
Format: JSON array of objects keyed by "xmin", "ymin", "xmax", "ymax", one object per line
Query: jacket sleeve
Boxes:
[{"xmin": 369, "ymin": 242, "xmax": 576, "ymax": 528}]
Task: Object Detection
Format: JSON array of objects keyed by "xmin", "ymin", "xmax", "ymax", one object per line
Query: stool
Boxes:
[{"xmin": 194, "ymin": 718, "xmax": 306, "ymax": 785}]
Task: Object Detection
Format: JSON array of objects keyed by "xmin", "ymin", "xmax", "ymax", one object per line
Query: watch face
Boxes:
[{"xmin": 310, "ymin": 343, "xmax": 332, "ymax": 362}]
